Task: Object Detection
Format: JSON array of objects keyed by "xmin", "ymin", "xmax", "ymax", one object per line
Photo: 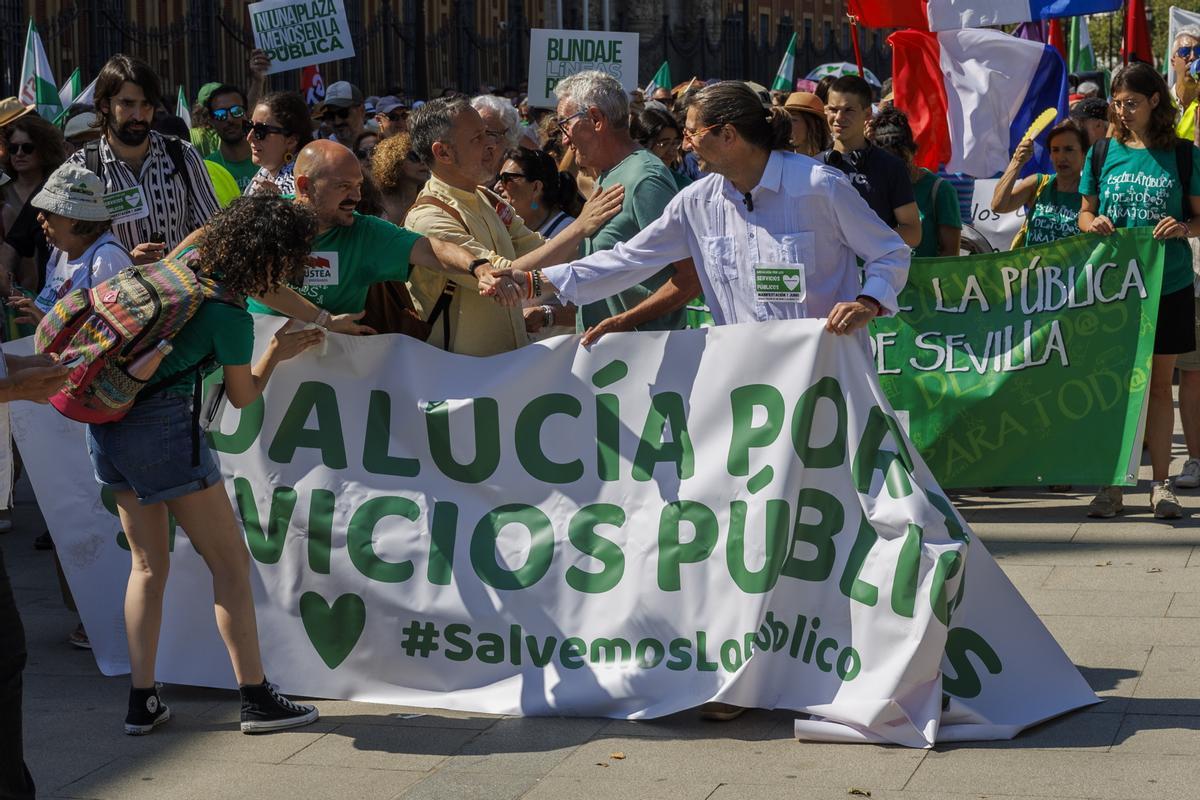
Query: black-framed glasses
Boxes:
[
  {"xmin": 322, "ymin": 107, "xmax": 353, "ymax": 122},
  {"xmin": 1178, "ymin": 46, "xmax": 1200, "ymax": 59},
  {"xmin": 356, "ymin": 147, "xmax": 375, "ymax": 160},
  {"xmin": 210, "ymin": 105, "xmax": 245, "ymax": 122},
  {"xmin": 497, "ymin": 171, "xmax": 527, "ymax": 184},
  {"xmin": 8, "ymin": 142, "xmax": 35, "ymax": 155},
  {"xmin": 554, "ymin": 109, "xmax": 587, "ymax": 136},
  {"xmin": 249, "ymin": 122, "xmax": 287, "ymax": 141}
]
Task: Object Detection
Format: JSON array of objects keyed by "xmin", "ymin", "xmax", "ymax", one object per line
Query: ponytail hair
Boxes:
[{"xmin": 692, "ymin": 81, "xmax": 794, "ymax": 153}]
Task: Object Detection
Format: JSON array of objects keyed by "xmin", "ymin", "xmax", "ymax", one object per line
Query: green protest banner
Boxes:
[{"xmin": 871, "ymin": 228, "xmax": 1164, "ymax": 489}]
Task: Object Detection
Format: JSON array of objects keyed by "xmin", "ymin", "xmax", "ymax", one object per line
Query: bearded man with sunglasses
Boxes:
[
  {"xmin": 203, "ymin": 84, "xmax": 258, "ymax": 191},
  {"xmin": 317, "ymin": 81, "xmax": 367, "ymax": 145}
]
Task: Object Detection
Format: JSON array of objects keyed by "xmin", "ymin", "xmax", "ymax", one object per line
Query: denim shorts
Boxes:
[{"xmin": 86, "ymin": 393, "xmax": 223, "ymax": 505}]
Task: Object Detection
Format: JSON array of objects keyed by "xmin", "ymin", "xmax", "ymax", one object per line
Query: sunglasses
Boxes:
[
  {"xmin": 497, "ymin": 171, "xmax": 527, "ymax": 184},
  {"xmin": 249, "ymin": 122, "xmax": 288, "ymax": 141},
  {"xmin": 356, "ymin": 147, "xmax": 375, "ymax": 160},
  {"xmin": 8, "ymin": 142, "xmax": 35, "ymax": 155},
  {"xmin": 210, "ymin": 105, "xmax": 245, "ymax": 122},
  {"xmin": 1178, "ymin": 46, "xmax": 1200, "ymax": 59},
  {"xmin": 385, "ymin": 111, "xmax": 408, "ymax": 122},
  {"xmin": 322, "ymin": 107, "xmax": 353, "ymax": 122}
]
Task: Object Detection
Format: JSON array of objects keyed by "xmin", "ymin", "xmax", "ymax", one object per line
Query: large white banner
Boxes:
[{"xmin": 11, "ymin": 319, "xmax": 1096, "ymax": 747}]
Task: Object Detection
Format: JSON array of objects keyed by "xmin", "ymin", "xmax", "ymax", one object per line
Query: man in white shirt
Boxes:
[{"xmin": 500, "ymin": 81, "xmax": 909, "ymax": 339}]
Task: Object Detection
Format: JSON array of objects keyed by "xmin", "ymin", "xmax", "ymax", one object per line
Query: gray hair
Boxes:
[
  {"xmin": 409, "ymin": 96, "xmax": 473, "ymax": 167},
  {"xmin": 554, "ymin": 71, "xmax": 629, "ymax": 130},
  {"xmin": 1077, "ymin": 81, "xmax": 1101, "ymax": 98},
  {"xmin": 470, "ymin": 94, "xmax": 520, "ymax": 148},
  {"xmin": 1175, "ymin": 26, "xmax": 1200, "ymax": 48}
]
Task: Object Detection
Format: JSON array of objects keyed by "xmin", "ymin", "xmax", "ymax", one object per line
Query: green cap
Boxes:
[{"xmin": 195, "ymin": 82, "xmax": 223, "ymax": 108}]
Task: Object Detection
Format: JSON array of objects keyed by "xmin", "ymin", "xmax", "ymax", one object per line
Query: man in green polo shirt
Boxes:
[
  {"xmin": 247, "ymin": 140, "xmax": 521, "ymax": 318},
  {"xmin": 553, "ymin": 71, "xmax": 699, "ymax": 341}
]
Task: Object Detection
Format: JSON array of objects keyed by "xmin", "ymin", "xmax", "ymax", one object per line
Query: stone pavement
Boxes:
[{"xmin": 7, "ymin": 439, "xmax": 1200, "ymax": 800}]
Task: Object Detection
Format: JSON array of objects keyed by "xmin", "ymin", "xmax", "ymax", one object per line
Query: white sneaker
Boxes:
[{"xmin": 1176, "ymin": 458, "xmax": 1200, "ymax": 489}]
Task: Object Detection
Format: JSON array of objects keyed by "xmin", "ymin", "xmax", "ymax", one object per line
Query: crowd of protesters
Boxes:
[{"xmin": 1, "ymin": 28, "xmax": 1200, "ymax": 798}]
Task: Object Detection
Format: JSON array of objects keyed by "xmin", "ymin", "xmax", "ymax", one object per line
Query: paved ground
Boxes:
[{"xmin": 7, "ymin": 432, "xmax": 1200, "ymax": 800}]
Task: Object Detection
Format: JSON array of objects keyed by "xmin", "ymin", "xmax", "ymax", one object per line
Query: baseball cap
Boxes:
[
  {"xmin": 31, "ymin": 163, "xmax": 110, "ymax": 221},
  {"xmin": 1070, "ymin": 97, "xmax": 1108, "ymax": 123},
  {"xmin": 784, "ymin": 92, "xmax": 824, "ymax": 118},
  {"xmin": 195, "ymin": 82, "xmax": 223, "ymax": 108},
  {"xmin": 376, "ymin": 95, "xmax": 409, "ymax": 115},
  {"xmin": 321, "ymin": 81, "xmax": 364, "ymax": 110}
]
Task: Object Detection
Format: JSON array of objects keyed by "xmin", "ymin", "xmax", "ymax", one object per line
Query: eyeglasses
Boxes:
[
  {"xmin": 1177, "ymin": 46, "xmax": 1200, "ymax": 59},
  {"xmin": 210, "ymin": 105, "xmax": 245, "ymax": 122},
  {"xmin": 249, "ymin": 122, "xmax": 288, "ymax": 140},
  {"xmin": 554, "ymin": 109, "xmax": 588, "ymax": 136},
  {"xmin": 1110, "ymin": 98, "xmax": 1144, "ymax": 112},
  {"xmin": 322, "ymin": 107, "xmax": 353, "ymax": 122},
  {"xmin": 356, "ymin": 147, "xmax": 375, "ymax": 160},
  {"xmin": 8, "ymin": 142, "xmax": 35, "ymax": 155},
  {"xmin": 682, "ymin": 122, "xmax": 723, "ymax": 145},
  {"xmin": 650, "ymin": 137, "xmax": 682, "ymax": 152},
  {"xmin": 497, "ymin": 171, "xmax": 527, "ymax": 184}
]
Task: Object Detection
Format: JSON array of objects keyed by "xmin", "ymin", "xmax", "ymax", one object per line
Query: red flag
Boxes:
[
  {"xmin": 1047, "ymin": 19, "xmax": 1067, "ymax": 64},
  {"xmin": 848, "ymin": 0, "xmax": 929, "ymax": 31},
  {"xmin": 889, "ymin": 30, "xmax": 950, "ymax": 171},
  {"xmin": 1122, "ymin": 0, "xmax": 1153, "ymax": 65},
  {"xmin": 301, "ymin": 65, "xmax": 325, "ymax": 107}
]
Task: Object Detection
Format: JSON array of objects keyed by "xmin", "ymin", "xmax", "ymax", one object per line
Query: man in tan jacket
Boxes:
[{"xmin": 405, "ymin": 97, "xmax": 622, "ymax": 355}]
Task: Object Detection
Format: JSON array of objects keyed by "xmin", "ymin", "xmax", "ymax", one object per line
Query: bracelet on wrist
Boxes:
[{"xmin": 542, "ymin": 305, "xmax": 554, "ymax": 328}]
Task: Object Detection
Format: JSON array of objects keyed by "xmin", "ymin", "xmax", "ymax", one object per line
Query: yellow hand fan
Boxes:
[{"xmin": 1020, "ymin": 108, "xmax": 1058, "ymax": 144}]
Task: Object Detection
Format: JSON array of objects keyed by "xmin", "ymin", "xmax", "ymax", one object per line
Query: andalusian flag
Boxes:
[
  {"xmin": 176, "ymin": 86, "xmax": 192, "ymax": 128},
  {"xmin": 1068, "ymin": 16, "xmax": 1096, "ymax": 73},
  {"xmin": 772, "ymin": 33, "xmax": 799, "ymax": 92},
  {"xmin": 58, "ymin": 68, "xmax": 82, "ymax": 110},
  {"xmin": 19, "ymin": 19, "xmax": 61, "ymax": 120},
  {"xmin": 645, "ymin": 61, "xmax": 671, "ymax": 99}
]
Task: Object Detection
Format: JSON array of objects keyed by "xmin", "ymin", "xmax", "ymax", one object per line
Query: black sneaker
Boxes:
[
  {"xmin": 239, "ymin": 679, "xmax": 319, "ymax": 734},
  {"xmin": 125, "ymin": 685, "xmax": 170, "ymax": 735}
]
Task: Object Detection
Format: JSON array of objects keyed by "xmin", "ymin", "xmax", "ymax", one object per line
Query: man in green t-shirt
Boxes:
[
  {"xmin": 552, "ymin": 71, "xmax": 700, "ymax": 341},
  {"xmin": 246, "ymin": 140, "xmax": 522, "ymax": 318},
  {"xmin": 203, "ymin": 85, "xmax": 259, "ymax": 191}
]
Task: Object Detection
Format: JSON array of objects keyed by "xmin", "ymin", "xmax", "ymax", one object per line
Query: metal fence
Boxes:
[{"xmin": 0, "ymin": 0, "xmax": 892, "ymax": 105}]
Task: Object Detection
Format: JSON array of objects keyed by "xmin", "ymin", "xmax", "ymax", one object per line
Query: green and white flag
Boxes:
[
  {"xmin": 645, "ymin": 61, "xmax": 670, "ymax": 99},
  {"xmin": 19, "ymin": 19, "xmax": 61, "ymax": 120},
  {"xmin": 1068, "ymin": 16, "xmax": 1095, "ymax": 73},
  {"xmin": 176, "ymin": 86, "xmax": 192, "ymax": 128},
  {"xmin": 57, "ymin": 67, "xmax": 81, "ymax": 110},
  {"xmin": 771, "ymin": 33, "xmax": 799, "ymax": 92}
]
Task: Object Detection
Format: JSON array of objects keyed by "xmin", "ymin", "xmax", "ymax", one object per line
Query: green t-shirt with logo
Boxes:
[
  {"xmin": 912, "ymin": 168, "xmax": 962, "ymax": 258},
  {"xmin": 205, "ymin": 149, "xmax": 260, "ymax": 192},
  {"xmin": 246, "ymin": 212, "xmax": 423, "ymax": 316},
  {"xmin": 1024, "ymin": 173, "xmax": 1083, "ymax": 247},
  {"xmin": 153, "ymin": 300, "xmax": 254, "ymax": 396},
  {"xmin": 1081, "ymin": 138, "xmax": 1200, "ymax": 295},
  {"xmin": 578, "ymin": 149, "xmax": 683, "ymax": 332}
]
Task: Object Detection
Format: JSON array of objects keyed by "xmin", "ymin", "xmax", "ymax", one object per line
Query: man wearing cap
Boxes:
[
  {"xmin": 7, "ymin": 163, "xmax": 131, "ymax": 325},
  {"xmin": 202, "ymin": 84, "xmax": 258, "ymax": 191},
  {"xmin": 318, "ymin": 81, "xmax": 367, "ymax": 145},
  {"xmin": 375, "ymin": 96, "xmax": 410, "ymax": 138},
  {"xmin": 67, "ymin": 54, "xmax": 219, "ymax": 264},
  {"xmin": 62, "ymin": 110, "xmax": 102, "ymax": 154},
  {"xmin": 1068, "ymin": 97, "xmax": 1109, "ymax": 148}
]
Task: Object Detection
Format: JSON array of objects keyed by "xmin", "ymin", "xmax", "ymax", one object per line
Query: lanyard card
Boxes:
[
  {"xmin": 754, "ymin": 262, "xmax": 805, "ymax": 304},
  {"xmin": 103, "ymin": 186, "xmax": 151, "ymax": 223}
]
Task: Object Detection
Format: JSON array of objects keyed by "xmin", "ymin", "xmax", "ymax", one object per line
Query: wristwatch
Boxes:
[{"xmin": 467, "ymin": 258, "xmax": 490, "ymax": 277}]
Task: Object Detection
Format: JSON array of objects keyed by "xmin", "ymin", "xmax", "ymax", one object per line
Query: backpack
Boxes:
[
  {"xmin": 83, "ymin": 134, "xmax": 196, "ymax": 207},
  {"xmin": 33, "ymin": 250, "xmax": 241, "ymax": 425},
  {"xmin": 1088, "ymin": 137, "xmax": 1194, "ymax": 222}
]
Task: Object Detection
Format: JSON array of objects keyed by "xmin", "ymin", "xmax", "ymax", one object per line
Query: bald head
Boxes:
[
  {"xmin": 294, "ymin": 139, "xmax": 359, "ymax": 182},
  {"xmin": 294, "ymin": 139, "xmax": 364, "ymax": 230}
]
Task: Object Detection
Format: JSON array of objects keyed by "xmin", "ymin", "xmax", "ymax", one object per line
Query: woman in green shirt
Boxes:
[
  {"xmin": 1079, "ymin": 62, "xmax": 1200, "ymax": 520},
  {"xmin": 992, "ymin": 120, "xmax": 1086, "ymax": 247},
  {"xmin": 86, "ymin": 196, "xmax": 328, "ymax": 736},
  {"xmin": 870, "ymin": 106, "xmax": 962, "ymax": 257}
]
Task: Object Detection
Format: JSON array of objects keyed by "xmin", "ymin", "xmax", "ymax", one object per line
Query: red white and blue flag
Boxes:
[
  {"xmin": 849, "ymin": 0, "xmax": 1121, "ymax": 32},
  {"xmin": 890, "ymin": 28, "xmax": 1068, "ymax": 177}
]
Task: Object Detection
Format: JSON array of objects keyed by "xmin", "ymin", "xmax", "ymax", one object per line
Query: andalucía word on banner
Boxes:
[
  {"xmin": 248, "ymin": 0, "xmax": 354, "ymax": 75},
  {"xmin": 11, "ymin": 318, "xmax": 1098, "ymax": 747},
  {"xmin": 873, "ymin": 228, "xmax": 1162, "ymax": 489}
]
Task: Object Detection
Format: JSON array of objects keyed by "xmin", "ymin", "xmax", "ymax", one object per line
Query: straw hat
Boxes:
[
  {"xmin": 784, "ymin": 92, "xmax": 825, "ymax": 119},
  {"xmin": 31, "ymin": 163, "xmax": 110, "ymax": 221},
  {"xmin": 0, "ymin": 97, "xmax": 35, "ymax": 128}
]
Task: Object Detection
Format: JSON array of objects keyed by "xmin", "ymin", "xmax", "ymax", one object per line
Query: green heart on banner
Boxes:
[{"xmin": 300, "ymin": 591, "xmax": 366, "ymax": 669}]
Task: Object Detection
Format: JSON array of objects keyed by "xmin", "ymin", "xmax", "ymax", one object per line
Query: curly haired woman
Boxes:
[{"xmin": 87, "ymin": 195, "xmax": 326, "ymax": 736}]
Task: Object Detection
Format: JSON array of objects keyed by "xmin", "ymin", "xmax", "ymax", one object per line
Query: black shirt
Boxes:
[{"xmin": 820, "ymin": 144, "xmax": 915, "ymax": 229}]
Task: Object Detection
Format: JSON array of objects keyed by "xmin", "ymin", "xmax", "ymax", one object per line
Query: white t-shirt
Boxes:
[{"xmin": 35, "ymin": 232, "xmax": 132, "ymax": 313}]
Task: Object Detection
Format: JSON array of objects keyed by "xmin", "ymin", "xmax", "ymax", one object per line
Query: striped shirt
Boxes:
[
  {"xmin": 244, "ymin": 162, "xmax": 296, "ymax": 196},
  {"xmin": 67, "ymin": 131, "xmax": 220, "ymax": 251}
]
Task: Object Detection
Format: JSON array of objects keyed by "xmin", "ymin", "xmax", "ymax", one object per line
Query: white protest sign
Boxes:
[
  {"xmin": 527, "ymin": 28, "xmax": 640, "ymax": 109},
  {"xmin": 248, "ymin": 0, "xmax": 354, "ymax": 75},
  {"xmin": 970, "ymin": 178, "xmax": 1026, "ymax": 253},
  {"xmin": 11, "ymin": 319, "xmax": 1096, "ymax": 746}
]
